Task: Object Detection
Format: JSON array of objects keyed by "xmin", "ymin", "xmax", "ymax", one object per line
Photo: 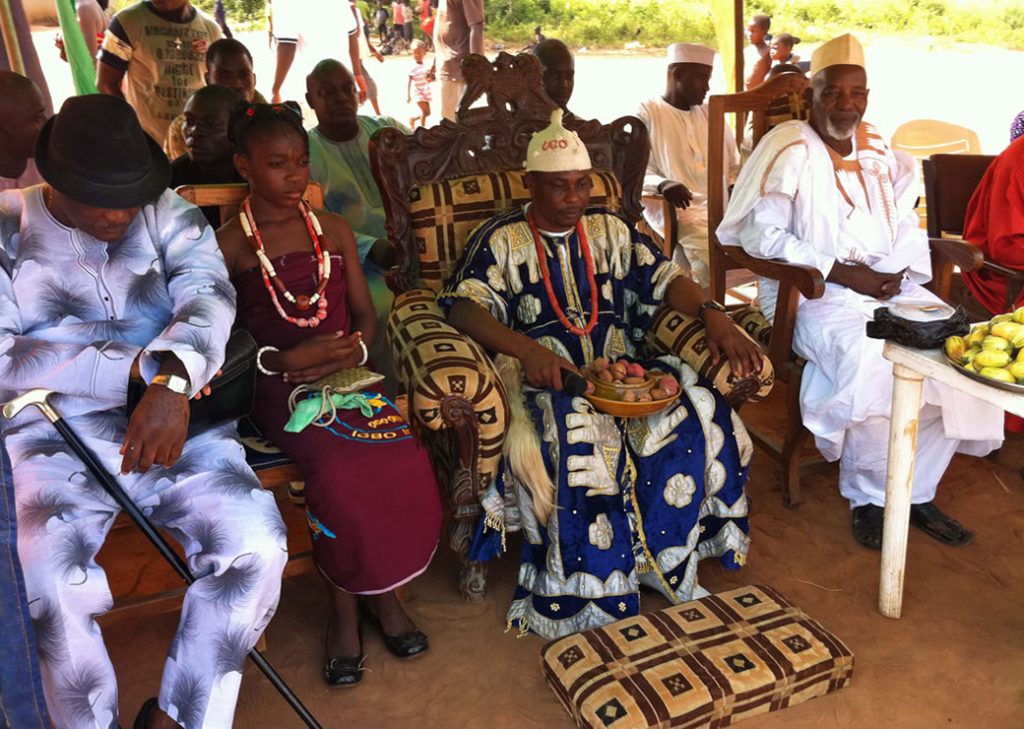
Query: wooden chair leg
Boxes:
[
  {"xmin": 781, "ymin": 372, "xmax": 808, "ymax": 507},
  {"xmin": 442, "ymin": 397, "xmax": 489, "ymax": 602}
]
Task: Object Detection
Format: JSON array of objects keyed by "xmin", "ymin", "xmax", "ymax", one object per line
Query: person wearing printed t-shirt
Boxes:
[{"xmin": 97, "ymin": 0, "xmax": 222, "ymax": 143}]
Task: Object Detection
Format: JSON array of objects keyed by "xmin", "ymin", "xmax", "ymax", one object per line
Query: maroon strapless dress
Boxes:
[{"xmin": 235, "ymin": 252, "xmax": 441, "ymax": 593}]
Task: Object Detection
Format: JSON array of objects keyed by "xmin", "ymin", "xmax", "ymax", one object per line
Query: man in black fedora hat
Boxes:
[{"xmin": 0, "ymin": 94, "xmax": 287, "ymax": 729}]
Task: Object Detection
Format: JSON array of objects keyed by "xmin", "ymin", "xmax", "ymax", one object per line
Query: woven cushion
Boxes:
[
  {"xmin": 730, "ymin": 305, "xmax": 773, "ymax": 348},
  {"xmin": 386, "ymin": 288, "xmax": 507, "ymax": 486},
  {"xmin": 541, "ymin": 584, "xmax": 853, "ymax": 729},
  {"xmin": 647, "ymin": 308, "xmax": 775, "ymax": 407},
  {"xmin": 409, "ymin": 170, "xmax": 623, "ymax": 292}
]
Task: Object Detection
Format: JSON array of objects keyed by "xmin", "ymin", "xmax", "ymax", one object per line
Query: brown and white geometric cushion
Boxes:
[{"xmin": 541, "ymin": 584, "xmax": 853, "ymax": 729}]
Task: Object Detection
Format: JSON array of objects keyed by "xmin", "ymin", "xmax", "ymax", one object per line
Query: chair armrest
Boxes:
[
  {"xmin": 929, "ymin": 237, "xmax": 984, "ymax": 273},
  {"xmin": 719, "ymin": 245, "xmax": 826, "ymax": 300},
  {"xmin": 646, "ymin": 306, "xmax": 775, "ymax": 408},
  {"xmin": 386, "ymin": 289, "xmax": 508, "ymax": 486}
]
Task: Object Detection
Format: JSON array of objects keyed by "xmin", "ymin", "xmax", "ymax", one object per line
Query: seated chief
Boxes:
[{"xmin": 440, "ymin": 110, "xmax": 763, "ymax": 640}]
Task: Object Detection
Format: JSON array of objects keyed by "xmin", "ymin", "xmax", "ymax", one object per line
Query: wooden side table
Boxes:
[{"xmin": 880, "ymin": 342, "xmax": 1024, "ymax": 618}]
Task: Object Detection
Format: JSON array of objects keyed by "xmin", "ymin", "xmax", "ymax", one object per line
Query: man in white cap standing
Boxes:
[
  {"xmin": 718, "ymin": 34, "xmax": 1003, "ymax": 549},
  {"xmin": 440, "ymin": 109, "xmax": 763, "ymax": 640},
  {"xmin": 638, "ymin": 43, "xmax": 740, "ymax": 289}
]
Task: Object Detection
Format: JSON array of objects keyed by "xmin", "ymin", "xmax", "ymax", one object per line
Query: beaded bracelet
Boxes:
[{"xmin": 257, "ymin": 346, "xmax": 281, "ymax": 376}]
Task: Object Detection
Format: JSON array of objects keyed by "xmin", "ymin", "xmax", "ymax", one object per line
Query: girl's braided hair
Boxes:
[{"xmin": 229, "ymin": 101, "xmax": 307, "ymax": 155}]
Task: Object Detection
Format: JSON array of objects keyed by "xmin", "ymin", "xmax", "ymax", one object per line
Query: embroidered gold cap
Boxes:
[
  {"xmin": 525, "ymin": 109, "xmax": 592, "ymax": 173},
  {"xmin": 810, "ymin": 33, "xmax": 865, "ymax": 76},
  {"xmin": 667, "ymin": 42, "xmax": 715, "ymax": 67}
]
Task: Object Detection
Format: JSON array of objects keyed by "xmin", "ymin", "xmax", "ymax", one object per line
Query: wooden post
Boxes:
[
  {"xmin": 734, "ymin": 0, "xmax": 744, "ymax": 93},
  {"xmin": 0, "ymin": 0, "xmax": 26, "ymax": 75},
  {"xmin": 878, "ymin": 362, "xmax": 924, "ymax": 619}
]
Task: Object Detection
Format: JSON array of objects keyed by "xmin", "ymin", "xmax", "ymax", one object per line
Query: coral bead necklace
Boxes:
[
  {"xmin": 527, "ymin": 209, "xmax": 599, "ymax": 336},
  {"xmin": 239, "ymin": 197, "xmax": 332, "ymax": 328}
]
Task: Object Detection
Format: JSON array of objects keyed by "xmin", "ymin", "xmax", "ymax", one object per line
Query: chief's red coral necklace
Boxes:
[{"xmin": 527, "ymin": 210, "xmax": 599, "ymax": 336}]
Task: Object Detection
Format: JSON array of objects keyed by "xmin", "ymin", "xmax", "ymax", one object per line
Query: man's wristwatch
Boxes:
[
  {"xmin": 697, "ymin": 299, "xmax": 727, "ymax": 322},
  {"xmin": 151, "ymin": 373, "xmax": 190, "ymax": 396}
]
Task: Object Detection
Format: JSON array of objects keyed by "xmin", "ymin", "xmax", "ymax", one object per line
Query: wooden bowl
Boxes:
[
  {"xmin": 587, "ymin": 372, "xmax": 655, "ymax": 401},
  {"xmin": 584, "ymin": 390, "xmax": 681, "ymax": 418}
]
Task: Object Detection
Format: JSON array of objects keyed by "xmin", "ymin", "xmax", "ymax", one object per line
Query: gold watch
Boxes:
[{"xmin": 151, "ymin": 373, "xmax": 189, "ymax": 396}]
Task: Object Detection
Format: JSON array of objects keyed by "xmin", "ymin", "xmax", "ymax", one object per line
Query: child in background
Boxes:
[
  {"xmin": 407, "ymin": 40, "xmax": 432, "ymax": 128},
  {"xmin": 770, "ymin": 33, "xmax": 801, "ymax": 67},
  {"xmin": 375, "ymin": 1, "xmax": 389, "ymax": 44}
]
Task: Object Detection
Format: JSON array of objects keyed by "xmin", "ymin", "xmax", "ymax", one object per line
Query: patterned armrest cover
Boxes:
[
  {"xmin": 647, "ymin": 307, "xmax": 775, "ymax": 408},
  {"xmin": 387, "ymin": 288, "xmax": 508, "ymax": 489}
]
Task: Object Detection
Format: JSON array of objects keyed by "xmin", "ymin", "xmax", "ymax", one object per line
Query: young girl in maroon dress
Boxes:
[{"xmin": 216, "ymin": 103, "xmax": 441, "ymax": 687}]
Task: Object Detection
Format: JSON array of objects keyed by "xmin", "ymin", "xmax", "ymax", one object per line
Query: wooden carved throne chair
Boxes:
[{"xmin": 369, "ymin": 52, "xmax": 774, "ymax": 600}]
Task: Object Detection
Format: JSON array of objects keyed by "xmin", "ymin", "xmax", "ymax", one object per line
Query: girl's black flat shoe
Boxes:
[
  {"xmin": 361, "ymin": 605, "xmax": 430, "ymax": 659},
  {"xmin": 324, "ymin": 653, "xmax": 366, "ymax": 687}
]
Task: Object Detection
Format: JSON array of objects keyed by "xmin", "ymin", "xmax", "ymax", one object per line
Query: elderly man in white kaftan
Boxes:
[
  {"xmin": 638, "ymin": 43, "xmax": 740, "ymax": 289},
  {"xmin": 717, "ymin": 34, "xmax": 1002, "ymax": 548},
  {"xmin": 1, "ymin": 96, "xmax": 286, "ymax": 729}
]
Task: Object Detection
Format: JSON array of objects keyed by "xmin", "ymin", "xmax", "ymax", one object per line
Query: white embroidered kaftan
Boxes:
[
  {"xmin": 637, "ymin": 98, "xmax": 740, "ymax": 288},
  {"xmin": 717, "ymin": 120, "xmax": 1002, "ymax": 507}
]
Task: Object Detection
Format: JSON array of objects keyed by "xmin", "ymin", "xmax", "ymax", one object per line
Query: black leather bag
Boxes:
[
  {"xmin": 127, "ymin": 329, "xmax": 258, "ymax": 435},
  {"xmin": 865, "ymin": 306, "xmax": 970, "ymax": 349}
]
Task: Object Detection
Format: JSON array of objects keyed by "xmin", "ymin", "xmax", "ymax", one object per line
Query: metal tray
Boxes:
[{"xmin": 943, "ymin": 350, "xmax": 1024, "ymax": 394}]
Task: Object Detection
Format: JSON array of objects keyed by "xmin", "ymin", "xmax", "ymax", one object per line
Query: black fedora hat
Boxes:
[{"xmin": 35, "ymin": 94, "xmax": 170, "ymax": 210}]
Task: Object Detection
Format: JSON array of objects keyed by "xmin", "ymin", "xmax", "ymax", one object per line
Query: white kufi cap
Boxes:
[
  {"xmin": 810, "ymin": 33, "xmax": 865, "ymax": 76},
  {"xmin": 525, "ymin": 109, "xmax": 592, "ymax": 173},
  {"xmin": 667, "ymin": 42, "xmax": 715, "ymax": 67}
]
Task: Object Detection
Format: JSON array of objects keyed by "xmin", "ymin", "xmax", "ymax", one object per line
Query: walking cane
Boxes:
[{"xmin": 3, "ymin": 389, "xmax": 323, "ymax": 729}]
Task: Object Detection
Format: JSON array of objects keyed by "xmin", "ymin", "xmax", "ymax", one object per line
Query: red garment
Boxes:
[
  {"xmin": 962, "ymin": 135, "xmax": 1024, "ymax": 314},
  {"xmin": 235, "ymin": 252, "xmax": 441, "ymax": 593}
]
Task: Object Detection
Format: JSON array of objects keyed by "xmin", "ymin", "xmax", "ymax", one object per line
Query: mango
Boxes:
[
  {"xmin": 973, "ymin": 349, "xmax": 1012, "ymax": 370},
  {"xmin": 650, "ymin": 388, "xmax": 670, "ymax": 400},
  {"xmin": 966, "ymin": 329, "xmax": 987, "ymax": 348},
  {"xmin": 1013, "ymin": 307, "xmax": 1024, "ymax": 324},
  {"xmin": 1009, "ymin": 361, "xmax": 1024, "ymax": 381},
  {"xmin": 621, "ymin": 389, "xmax": 637, "ymax": 402},
  {"xmin": 590, "ymin": 357, "xmax": 609, "ymax": 372},
  {"xmin": 990, "ymin": 321, "xmax": 1024, "ymax": 340},
  {"xmin": 944, "ymin": 336, "xmax": 966, "ymax": 362},
  {"xmin": 962, "ymin": 347, "xmax": 982, "ymax": 366},
  {"xmin": 990, "ymin": 313, "xmax": 1013, "ymax": 325},
  {"xmin": 979, "ymin": 367, "xmax": 1016, "ymax": 383},
  {"xmin": 623, "ymin": 376, "xmax": 646, "ymax": 385},
  {"xmin": 635, "ymin": 392, "xmax": 653, "ymax": 402},
  {"xmin": 982, "ymin": 335, "xmax": 1011, "ymax": 352}
]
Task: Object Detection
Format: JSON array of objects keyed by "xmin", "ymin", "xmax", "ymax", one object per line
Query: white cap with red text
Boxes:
[{"xmin": 525, "ymin": 109, "xmax": 592, "ymax": 173}]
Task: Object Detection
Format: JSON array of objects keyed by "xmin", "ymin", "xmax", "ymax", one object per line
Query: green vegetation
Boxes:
[{"xmin": 108, "ymin": 0, "xmax": 1024, "ymax": 49}]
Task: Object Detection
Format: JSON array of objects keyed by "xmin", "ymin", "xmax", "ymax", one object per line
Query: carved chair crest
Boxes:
[{"xmin": 369, "ymin": 52, "xmax": 650, "ymax": 293}]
